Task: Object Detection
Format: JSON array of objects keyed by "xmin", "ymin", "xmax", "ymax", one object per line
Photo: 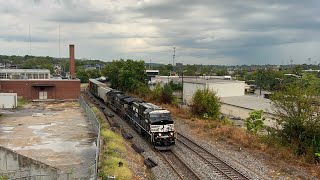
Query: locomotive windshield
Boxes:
[
  {"xmin": 151, "ymin": 119, "xmax": 173, "ymax": 125},
  {"xmin": 149, "ymin": 112, "xmax": 170, "ymax": 118}
]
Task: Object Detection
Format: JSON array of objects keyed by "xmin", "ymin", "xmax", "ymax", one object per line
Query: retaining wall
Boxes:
[{"xmin": 0, "ymin": 146, "xmax": 59, "ymax": 179}]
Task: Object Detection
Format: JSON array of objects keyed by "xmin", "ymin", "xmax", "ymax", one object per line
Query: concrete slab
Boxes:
[{"xmin": 0, "ymin": 101, "xmax": 97, "ymax": 174}]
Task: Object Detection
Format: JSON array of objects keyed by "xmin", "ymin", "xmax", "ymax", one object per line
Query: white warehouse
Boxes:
[{"xmin": 183, "ymin": 78, "xmax": 245, "ymax": 104}]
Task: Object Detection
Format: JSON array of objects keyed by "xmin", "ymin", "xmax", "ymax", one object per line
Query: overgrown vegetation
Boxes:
[
  {"xmin": 150, "ymin": 83, "xmax": 177, "ymax": 105},
  {"xmin": 271, "ymin": 84, "xmax": 320, "ymax": 163},
  {"xmin": 0, "ymin": 176, "xmax": 8, "ymax": 180},
  {"xmin": 17, "ymin": 96, "xmax": 29, "ymax": 107},
  {"xmin": 91, "ymin": 107, "xmax": 133, "ymax": 179},
  {"xmin": 191, "ymin": 88, "xmax": 221, "ymax": 119},
  {"xmin": 100, "ymin": 129, "xmax": 132, "ymax": 179}
]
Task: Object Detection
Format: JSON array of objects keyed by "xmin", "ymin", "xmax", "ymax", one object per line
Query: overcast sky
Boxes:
[{"xmin": 0, "ymin": 0, "xmax": 320, "ymax": 65}]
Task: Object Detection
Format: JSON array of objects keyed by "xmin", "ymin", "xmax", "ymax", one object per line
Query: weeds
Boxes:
[
  {"xmin": 90, "ymin": 105, "xmax": 132, "ymax": 180},
  {"xmin": 169, "ymin": 111, "xmax": 319, "ymax": 177},
  {"xmin": 0, "ymin": 176, "xmax": 8, "ymax": 180},
  {"xmin": 17, "ymin": 96, "xmax": 29, "ymax": 107}
]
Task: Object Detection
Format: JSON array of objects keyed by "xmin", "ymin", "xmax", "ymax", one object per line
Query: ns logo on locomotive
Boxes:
[{"xmin": 88, "ymin": 79, "xmax": 175, "ymax": 150}]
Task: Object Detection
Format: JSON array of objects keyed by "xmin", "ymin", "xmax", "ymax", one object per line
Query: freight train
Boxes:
[{"xmin": 88, "ymin": 79, "xmax": 175, "ymax": 150}]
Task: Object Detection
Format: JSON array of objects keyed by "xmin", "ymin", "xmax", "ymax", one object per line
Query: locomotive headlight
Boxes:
[
  {"xmin": 170, "ymin": 132, "xmax": 174, "ymax": 136},
  {"xmin": 158, "ymin": 133, "xmax": 162, "ymax": 137}
]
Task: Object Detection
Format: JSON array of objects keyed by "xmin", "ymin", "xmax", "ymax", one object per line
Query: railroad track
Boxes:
[
  {"xmin": 177, "ymin": 132, "xmax": 249, "ymax": 180},
  {"xmin": 159, "ymin": 150, "xmax": 201, "ymax": 180}
]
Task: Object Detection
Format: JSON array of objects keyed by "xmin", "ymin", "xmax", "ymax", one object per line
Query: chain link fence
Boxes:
[
  {"xmin": 79, "ymin": 95, "xmax": 101, "ymax": 179},
  {"xmin": 0, "ymin": 97, "xmax": 101, "ymax": 180}
]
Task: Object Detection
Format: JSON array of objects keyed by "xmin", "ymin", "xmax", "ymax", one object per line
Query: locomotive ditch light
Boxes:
[
  {"xmin": 170, "ymin": 132, "xmax": 174, "ymax": 136},
  {"xmin": 158, "ymin": 133, "xmax": 162, "ymax": 137}
]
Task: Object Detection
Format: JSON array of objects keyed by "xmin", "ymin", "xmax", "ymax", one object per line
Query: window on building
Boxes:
[
  {"xmin": 27, "ymin": 73, "xmax": 33, "ymax": 79},
  {"xmin": 45, "ymin": 74, "xmax": 49, "ymax": 79},
  {"xmin": 33, "ymin": 74, "xmax": 39, "ymax": 79},
  {"xmin": 39, "ymin": 74, "xmax": 44, "ymax": 79},
  {"xmin": 0, "ymin": 73, "xmax": 7, "ymax": 79},
  {"xmin": 12, "ymin": 74, "xmax": 20, "ymax": 79}
]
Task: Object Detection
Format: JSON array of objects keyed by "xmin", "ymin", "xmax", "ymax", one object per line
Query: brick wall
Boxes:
[{"xmin": 0, "ymin": 80, "xmax": 80, "ymax": 100}]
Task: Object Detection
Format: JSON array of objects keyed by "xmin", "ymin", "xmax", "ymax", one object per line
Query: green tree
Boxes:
[
  {"xmin": 245, "ymin": 110, "xmax": 265, "ymax": 134},
  {"xmin": 101, "ymin": 59, "xmax": 148, "ymax": 93},
  {"xmin": 76, "ymin": 69, "xmax": 89, "ymax": 83},
  {"xmin": 87, "ymin": 69, "xmax": 101, "ymax": 79},
  {"xmin": 169, "ymin": 81, "xmax": 182, "ymax": 91},
  {"xmin": 191, "ymin": 88, "xmax": 221, "ymax": 119},
  {"xmin": 271, "ymin": 84, "xmax": 320, "ymax": 161},
  {"xmin": 161, "ymin": 84, "xmax": 174, "ymax": 104},
  {"xmin": 152, "ymin": 83, "xmax": 162, "ymax": 100}
]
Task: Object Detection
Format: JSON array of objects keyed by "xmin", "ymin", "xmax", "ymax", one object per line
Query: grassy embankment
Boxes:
[
  {"xmin": 156, "ymin": 103, "xmax": 320, "ymax": 178},
  {"xmin": 91, "ymin": 106, "xmax": 133, "ymax": 179}
]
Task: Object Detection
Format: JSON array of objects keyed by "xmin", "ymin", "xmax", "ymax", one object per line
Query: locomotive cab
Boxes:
[{"xmin": 149, "ymin": 110, "xmax": 175, "ymax": 150}]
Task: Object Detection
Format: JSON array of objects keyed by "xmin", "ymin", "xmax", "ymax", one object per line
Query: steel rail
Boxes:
[
  {"xmin": 177, "ymin": 132, "xmax": 249, "ymax": 180},
  {"xmin": 158, "ymin": 150, "xmax": 201, "ymax": 180}
]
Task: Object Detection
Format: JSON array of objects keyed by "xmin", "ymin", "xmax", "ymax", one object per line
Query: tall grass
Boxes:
[
  {"xmin": 100, "ymin": 129, "xmax": 131, "ymax": 179},
  {"xmin": 90, "ymin": 105, "xmax": 133, "ymax": 179}
]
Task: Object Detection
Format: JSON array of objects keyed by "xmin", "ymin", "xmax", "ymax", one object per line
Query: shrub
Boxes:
[
  {"xmin": 17, "ymin": 96, "xmax": 29, "ymax": 107},
  {"xmin": 271, "ymin": 84, "xmax": 320, "ymax": 162},
  {"xmin": 151, "ymin": 83, "xmax": 162, "ymax": 100},
  {"xmin": 191, "ymin": 88, "xmax": 221, "ymax": 119},
  {"xmin": 161, "ymin": 84, "xmax": 173, "ymax": 104},
  {"xmin": 245, "ymin": 110, "xmax": 265, "ymax": 134}
]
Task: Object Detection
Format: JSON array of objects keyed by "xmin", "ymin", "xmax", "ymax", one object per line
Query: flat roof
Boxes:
[
  {"xmin": 221, "ymin": 95, "xmax": 274, "ymax": 114},
  {"xmin": 0, "ymin": 102, "xmax": 97, "ymax": 175},
  {"xmin": 146, "ymin": 70, "xmax": 159, "ymax": 72},
  {"xmin": 0, "ymin": 69, "xmax": 50, "ymax": 73},
  {"xmin": 0, "ymin": 79, "xmax": 80, "ymax": 82},
  {"xmin": 154, "ymin": 76, "xmax": 244, "ymax": 84},
  {"xmin": 183, "ymin": 78, "xmax": 244, "ymax": 84}
]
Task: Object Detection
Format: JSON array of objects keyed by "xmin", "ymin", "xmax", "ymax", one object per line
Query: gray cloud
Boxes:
[{"xmin": 0, "ymin": 0, "xmax": 320, "ymax": 65}]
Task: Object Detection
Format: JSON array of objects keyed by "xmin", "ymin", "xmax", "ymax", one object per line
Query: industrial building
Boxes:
[
  {"xmin": 0, "ymin": 69, "xmax": 50, "ymax": 80},
  {"xmin": 0, "ymin": 44, "xmax": 80, "ymax": 101},
  {"xmin": 183, "ymin": 78, "xmax": 245, "ymax": 104},
  {"xmin": 0, "ymin": 80, "xmax": 80, "ymax": 100}
]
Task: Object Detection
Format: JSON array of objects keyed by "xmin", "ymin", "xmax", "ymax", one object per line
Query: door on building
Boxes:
[{"xmin": 39, "ymin": 91, "xmax": 47, "ymax": 99}]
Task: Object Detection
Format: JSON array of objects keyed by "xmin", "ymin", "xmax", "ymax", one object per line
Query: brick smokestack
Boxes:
[{"xmin": 69, "ymin": 44, "xmax": 75, "ymax": 79}]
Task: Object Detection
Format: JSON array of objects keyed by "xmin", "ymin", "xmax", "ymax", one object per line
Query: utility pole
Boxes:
[
  {"xmin": 59, "ymin": 24, "xmax": 61, "ymax": 60},
  {"xmin": 173, "ymin": 47, "xmax": 176, "ymax": 72},
  {"xmin": 182, "ymin": 68, "xmax": 184, "ymax": 105},
  {"xmin": 29, "ymin": 24, "xmax": 31, "ymax": 55}
]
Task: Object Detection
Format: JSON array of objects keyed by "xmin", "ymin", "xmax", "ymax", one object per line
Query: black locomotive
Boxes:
[{"xmin": 88, "ymin": 79, "xmax": 175, "ymax": 150}]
